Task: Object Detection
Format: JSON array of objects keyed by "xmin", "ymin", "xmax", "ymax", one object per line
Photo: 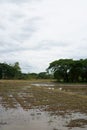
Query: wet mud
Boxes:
[{"xmin": 0, "ymin": 80, "xmax": 87, "ymax": 130}]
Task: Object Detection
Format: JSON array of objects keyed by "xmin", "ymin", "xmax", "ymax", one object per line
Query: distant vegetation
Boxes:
[
  {"xmin": 0, "ymin": 62, "xmax": 51, "ymax": 80},
  {"xmin": 0, "ymin": 62, "xmax": 21, "ymax": 79},
  {"xmin": 20, "ymin": 72, "xmax": 52, "ymax": 80},
  {"xmin": 0, "ymin": 58, "xmax": 87, "ymax": 82},
  {"xmin": 48, "ymin": 59, "xmax": 87, "ymax": 83}
]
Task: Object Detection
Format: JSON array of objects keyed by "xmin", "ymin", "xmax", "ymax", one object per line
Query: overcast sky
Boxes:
[{"xmin": 0, "ymin": 0, "xmax": 87, "ymax": 73}]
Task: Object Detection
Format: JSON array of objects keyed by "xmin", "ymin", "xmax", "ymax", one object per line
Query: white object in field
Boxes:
[
  {"xmin": 48, "ymin": 87, "xmax": 54, "ymax": 90},
  {"xmin": 59, "ymin": 87, "xmax": 62, "ymax": 91}
]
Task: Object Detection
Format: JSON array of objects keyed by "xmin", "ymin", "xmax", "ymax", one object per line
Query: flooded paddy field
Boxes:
[{"xmin": 0, "ymin": 80, "xmax": 87, "ymax": 130}]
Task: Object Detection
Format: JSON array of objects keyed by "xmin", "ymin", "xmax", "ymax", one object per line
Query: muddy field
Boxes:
[{"xmin": 0, "ymin": 80, "xmax": 87, "ymax": 130}]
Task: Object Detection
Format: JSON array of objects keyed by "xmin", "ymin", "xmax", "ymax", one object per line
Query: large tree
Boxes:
[
  {"xmin": 0, "ymin": 62, "xmax": 21, "ymax": 79},
  {"xmin": 48, "ymin": 59, "xmax": 87, "ymax": 82}
]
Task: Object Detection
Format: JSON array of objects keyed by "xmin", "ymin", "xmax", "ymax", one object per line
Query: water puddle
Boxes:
[
  {"xmin": 0, "ymin": 105, "xmax": 87, "ymax": 130},
  {"xmin": 31, "ymin": 83, "xmax": 55, "ymax": 87},
  {"xmin": 0, "ymin": 82, "xmax": 87, "ymax": 130}
]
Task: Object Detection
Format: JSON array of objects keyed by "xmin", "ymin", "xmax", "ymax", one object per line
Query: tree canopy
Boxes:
[
  {"xmin": 0, "ymin": 62, "xmax": 21, "ymax": 79},
  {"xmin": 1, "ymin": 59, "xmax": 87, "ymax": 82},
  {"xmin": 0, "ymin": 62, "xmax": 51, "ymax": 80},
  {"xmin": 48, "ymin": 59, "xmax": 87, "ymax": 82}
]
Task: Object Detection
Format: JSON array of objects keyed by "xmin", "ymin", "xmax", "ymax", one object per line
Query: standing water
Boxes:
[{"xmin": 0, "ymin": 82, "xmax": 87, "ymax": 130}]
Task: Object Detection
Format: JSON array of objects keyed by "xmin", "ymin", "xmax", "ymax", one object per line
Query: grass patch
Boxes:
[{"xmin": 66, "ymin": 119, "xmax": 87, "ymax": 128}]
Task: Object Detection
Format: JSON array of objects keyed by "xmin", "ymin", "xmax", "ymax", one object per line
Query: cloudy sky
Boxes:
[{"xmin": 0, "ymin": 0, "xmax": 87, "ymax": 73}]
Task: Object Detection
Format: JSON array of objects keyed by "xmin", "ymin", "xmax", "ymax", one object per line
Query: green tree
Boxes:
[
  {"xmin": 48, "ymin": 59, "xmax": 87, "ymax": 82},
  {"xmin": 81, "ymin": 59, "xmax": 87, "ymax": 82},
  {"xmin": 48, "ymin": 59, "xmax": 73, "ymax": 82},
  {"xmin": 12, "ymin": 62, "xmax": 21, "ymax": 79},
  {"xmin": 38, "ymin": 72, "xmax": 51, "ymax": 79},
  {"xmin": 0, "ymin": 62, "xmax": 22, "ymax": 79},
  {"xmin": 69, "ymin": 60, "xmax": 82, "ymax": 82}
]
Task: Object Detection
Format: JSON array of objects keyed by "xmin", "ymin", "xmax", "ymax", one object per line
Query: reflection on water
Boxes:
[
  {"xmin": 0, "ymin": 82, "xmax": 87, "ymax": 130},
  {"xmin": 0, "ymin": 106, "xmax": 62, "ymax": 130},
  {"xmin": 0, "ymin": 105, "xmax": 87, "ymax": 130},
  {"xmin": 31, "ymin": 83, "xmax": 55, "ymax": 87}
]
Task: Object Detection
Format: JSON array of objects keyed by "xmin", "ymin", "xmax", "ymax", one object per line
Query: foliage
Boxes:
[
  {"xmin": 27, "ymin": 73, "xmax": 38, "ymax": 79},
  {"xmin": 37, "ymin": 72, "xmax": 51, "ymax": 79},
  {"xmin": 48, "ymin": 59, "xmax": 87, "ymax": 82},
  {"xmin": 20, "ymin": 72, "xmax": 52, "ymax": 80},
  {"xmin": 0, "ymin": 62, "xmax": 21, "ymax": 79}
]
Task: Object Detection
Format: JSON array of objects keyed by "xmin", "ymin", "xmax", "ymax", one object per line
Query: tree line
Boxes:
[
  {"xmin": 48, "ymin": 59, "xmax": 87, "ymax": 82},
  {"xmin": 0, "ymin": 62, "xmax": 51, "ymax": 80},
  {"xmin": 1, "ymin": 59, "xmax": 87, "ymax": 82},
  {"xmin": 0, "ymin": 62, "xmax": 21, "ymax": 79}
]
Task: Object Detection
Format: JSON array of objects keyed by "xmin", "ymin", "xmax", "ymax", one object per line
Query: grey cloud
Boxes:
[
  {"xmin": 11, "ymin": 18, "xmax": 39, "ymax": 42},
  {"xmin": 0, "ymin": 40, "xmax": 33, "ymax": 54},
  {"xmin": 12, "ymin": 31, "xmax": 34, "ymax": 42},
  {"xmin": 9, "ymin": 14, "xmax": 25, "ymax": 22},
  {"xmin": 0, "ymin": 25, "xmax": 6, "ymax": 30},
  {"xmin": 0, "ymin": 41, "xmax": 21, "ymax": 53},
  {"xmin": 0, "ymin": 0, "xmax": 41, "ymax": 4},
  {"xmin": 0, "ymin": 6, "xmax": 40, "ymax": 50},
  {"xmin": 0, "ymin": 0, "xmax": 30, "ymax": 4},
  {"xmin": 0, "ymin": 0, "xmax": 41, "ymax": 50},
  {"xmin": 21, "ymin": 18, "xmax": 40, "ymax": 32},
  {"xmin": 21, "ymin": 63, "xmax": 36, "ymax": 73},
  {"xmin": 32, "ymin": 40, "xmax": 68, "ymax": 50}
]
